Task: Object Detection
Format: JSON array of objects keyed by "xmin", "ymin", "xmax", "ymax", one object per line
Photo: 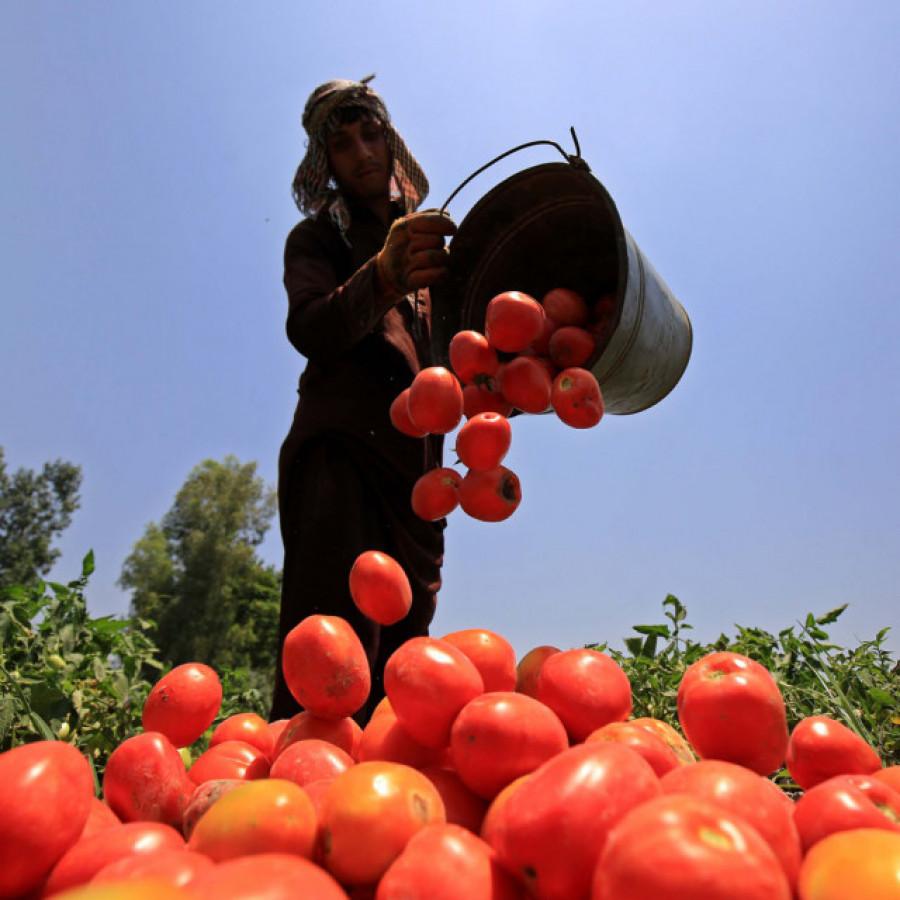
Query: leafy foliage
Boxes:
[
  {"xmin": 118, "ymin": 456, "xmax": 280, "ymax": 706},
  {"xmin": 0, "ymin": 552, "xmax": 161, "ymax": 782},
  {"xmin": 0, "ymin": 552, "xmax": 272, "ymax": 782},
  {"xmin": 589, "ymin": 595, "xmax": 900, "ymax": 780},
  {"xmin": 0, "ymin": 447, "xmax": 82, "ymax": 591}
]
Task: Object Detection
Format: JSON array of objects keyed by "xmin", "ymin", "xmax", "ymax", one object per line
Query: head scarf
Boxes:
[{"xmin": 292, "ymin": 75, "xmax": 429, "ymax": 234}]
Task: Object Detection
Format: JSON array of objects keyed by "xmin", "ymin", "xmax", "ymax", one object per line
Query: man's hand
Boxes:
[{"xmin": 376, "ymin": 210, "xmax": 457, "ymax": 298}]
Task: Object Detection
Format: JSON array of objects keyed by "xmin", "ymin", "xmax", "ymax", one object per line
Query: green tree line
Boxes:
[{"xmin": 1, "ymin": 448, "xmax": 281, "ymax": 708}]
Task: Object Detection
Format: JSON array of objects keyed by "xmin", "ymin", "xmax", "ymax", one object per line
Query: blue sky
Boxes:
[{"xmin": 2, "ymin": 2, "xmax": 898, "ymax": 660}]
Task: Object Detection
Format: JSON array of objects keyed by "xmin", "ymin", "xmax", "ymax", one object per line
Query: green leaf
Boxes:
[
  {"xmin": 29, "ymin": 709, "xmax": 57, "ymax": 741},
  {"xmin": 90, "ymin": 617, "xmax": 128, "ymax": 636},
  {"xmin": 641, "ymin": 633, "xmax": 659, "ymax": 659},
  {"xmin": 82, "ymin": 550, "xmax": 96, "ymax": 579},
  {"xmin": 816, "ymin": 604, "xmax": 849, "ymax": 626},
  {"xmin": 0, "ymin": 697, "xmax": 15, "ymax": 743},
  {"xmin": 868, "ymin": 687, "xmax": 894, "ymax": 707},
  {"xmin": 632, "ymin": 624, "xmax": 670, "ymax": 637}
]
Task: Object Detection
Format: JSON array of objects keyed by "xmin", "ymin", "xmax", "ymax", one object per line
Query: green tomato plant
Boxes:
[
  {"xmin": 0, "ymin": 551, "xmax": 163, "ymax": 786},
  {"xmin": 590, "ymin": 595, "xmax": 900, "ymax": 784}
]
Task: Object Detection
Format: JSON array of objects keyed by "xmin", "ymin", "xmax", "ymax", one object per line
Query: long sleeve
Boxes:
[
  {"xmin": 283, "ymin": 221, "xmax": 397, "ymax": 363},
  {"xmin": 277, "ymin": 209, "xmax": 440, "ymax": 490}
]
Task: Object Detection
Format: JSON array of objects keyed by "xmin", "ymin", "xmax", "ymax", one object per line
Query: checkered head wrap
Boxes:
[{"xmin": 292, "ymin": 75, "xmax": 429, "ymax": 233}]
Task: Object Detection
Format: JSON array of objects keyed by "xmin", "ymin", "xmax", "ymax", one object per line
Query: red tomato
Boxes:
[
  {"xmin": 875, "ymin": 765, "xmax": 900, "ymax": 794},
  {"xmin": 356, "ymin": 700, "xmax": 448, "ymax": 769},
  {"xmin": 188, "ymin": 739, "xmax": 270, "ymax": 784},
  {"xmin": 514, "ymin": 645, "xmax": 561, "ymax": 698},
  {"xmin": 300, "ymin": 777, "xmax": 334, "ymax": 820},
  {"xmin": 349, "ymin": 550, "xmax": 413, "ymax": 626},
  {"xmin": 541, "ymin": 287, "xmax": 590, "ymax": 326},
  {"xmin": 489, "ymin": 742, "xmax": 661, "ymax": 900},
  {"xmin": 484, "ymin": 291, "xmax": 546, "ymax": 353},
  {"xmin": 793, "ymin": 773, "xmax": 900, "ymax": 852},
  {"xmin": 407, "ymin": 366, "xmax": 464, "ymax": 434},
  {"xmin": 411, "ymin": 466, "xmax": 462, "ymax": 521},
  {"xmin": 181, "ymin": 779, "xmax": 243, "ymax": 839},
  {"xmin": 480, "ymin": 773, "xmax": 532, "ymax": 847},
  {"xmin": 273, "ymin": 709, "xmax": 362, "ymax": 761},
  {"xmin": 440, "ymin": 628, "xmax": 518, "ymax": 693},
  {"xmin": 91, "ymin": 848, "xmax": 214, "ymax": 888},
  {"xmin": 281, "ymin": 614, "xmax": 371, "ymax": 720},
  {"xmin": 42, "ymin": 822, "xmax": 185, "ymax": 897},
  {"xmin": 79, "ymin": 796, "xmax": 122, "ymax": 841},
  {"xmin": 209, "ymin": 712, "xmax": 276, "ymax": 761},
  {"xmin": 187, "ymin": 852, "xmax": 349, "ymax": 900},
  {"xmin": 797, "ymin": 828, "xmax": 900, "ymax": 900},
  {"xmin": 628, "ymin": 716, "xmax": 696, "ymax": 766},
  {"xmin": 269, "ymin": 738, "xmax": 355, "ymax": 787},
  {"xmin": 677, "ymin": 650, "xmax": 789, "ymax": 776},
  {"xmin": 376, "ymin": 823, "xmax": 521, "ymax": 900},
  {"xmin": 499, "ymin": 355, "xmax": 552, "ymax": 414},
  {"xmin": 548, "ymin": 326, "xmax": 595, "ymax": 368},
  {"xmin": 0, "ymin": 740, "xmax": 95, "ymax": 898},
  {"xmin": 518, "ymin": 348, "xmax": 558, "ymax": 380},
  {"xmin": 593, "ymin": 794, "xmax": 792, "ymax": 900},
  {"xmin": 455, "ymin": 412, "xmax": 512, "ymax": 472},
  {"xmin": 142, "ymin": 662, "xmax": 222, "ymax": 749},
  {"xmin": 786, "ymin": 714, "xmax": 882, "ymax": 790},
  {"xmin": 103, "ymin": 731, "xmax": 195, "ymax": 826},
  {"xmin": 593, "ymin": 292, "xmax": 617, "ymax": 321},
  {"xmin": 450, "ymin": 691, "xmax": 569, "ymax": 800},
  {"xmin": 268, "ymin": 717, "xmax": 290, "ymax": 748},
  {"xmin": 47, "ymin": 878, "xmax": 192, "ymax": 900},
  {"xmin": 530, "ymin": 313, "xmax": 557, "ymax": 355},
  {"xmin": 458, "ymin": 466, "xmax": 522, "ymax": 522},
  {"xmin": 536, "ymin": 647, "xmax": 632, "ymax": 742},
  {"xmin": 659, "ymin": 758, "xmax": 803, "ymax": 888},
  {"xmin": 419, "ymin": 766, "xmax": 491, "ymax": 835},
  {"xmin": 585, "ymin": 721, "xmax": 682, "ymax": 777},
  {"xmin": 550, "ymin": 367, "xmax": 604, "ymax": 428},
  {"xmin": 318, "ymin": 761, "xmax": 446, "ymax": 886},
  {"xmin": 462, "ymin": 381, "xmax": 514, "ymax": 419},
  {"xmin": 448, "ymin": 330, "xmax": 500, "ymax": 385},
  {"xmin": 588, "ymin": 316, "xmax": 614, "ymax": 346},
  {"xmin": 187, "ymin": 778, "xmax": 317, "ymax": 862},
  {"xmin": 384, "ymin": 636, "xmax": 484, "ymax": 749},
  {"xmin": 389, "ymin": 387, "xmax": 428, "ymax": 438}
]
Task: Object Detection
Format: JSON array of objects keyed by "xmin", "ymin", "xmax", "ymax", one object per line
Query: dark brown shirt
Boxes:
[{"xmin": 279, "ymin": 201, "xmax": 442, "ymax": 491}]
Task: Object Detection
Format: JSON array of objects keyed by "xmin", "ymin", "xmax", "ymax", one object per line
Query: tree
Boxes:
[
  {"xmin": 0, "ymin": 447, "xmax": 82, "ymax": 591},
  {"xmin": 118, "ymin": 457, "xmax": 281, "ymax": 689}
]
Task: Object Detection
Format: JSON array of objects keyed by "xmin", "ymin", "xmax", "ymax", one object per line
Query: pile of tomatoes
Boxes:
[
  {"xmin": 392, "ymin": 288, "xmax": 609, "ymax": 524},
  {"xmin": 4, "ymin": 289, "xmax": 900, "ymax": 900},
  {"xmin": 4, "ymin": 611, "xmax": 900, "ymax": 899}
]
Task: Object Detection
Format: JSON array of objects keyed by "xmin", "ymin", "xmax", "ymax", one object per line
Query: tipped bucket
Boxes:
[{"xmin": 431, "ymin": 158, "xmax": 692, "ymax": 414}]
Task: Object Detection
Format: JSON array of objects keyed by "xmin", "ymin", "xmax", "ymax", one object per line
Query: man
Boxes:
[{"xmin": 270, "ymin": 76, "xmax": 456, "ymax": 724}]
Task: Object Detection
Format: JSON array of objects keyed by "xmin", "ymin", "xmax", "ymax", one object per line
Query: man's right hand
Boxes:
[{"xmin": 376, "ymin": 210, "xmax": 457, "ymax": 298}]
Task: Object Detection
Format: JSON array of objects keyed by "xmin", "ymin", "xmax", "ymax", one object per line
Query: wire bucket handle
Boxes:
[{"xmin": 439, "ymin": 127, "xmax": 590, "ymax": 215}]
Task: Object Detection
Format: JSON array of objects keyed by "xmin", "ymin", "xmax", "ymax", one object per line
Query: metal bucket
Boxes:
[{"xmin": 430, "ymin": 156, "xmax": 692, "ymax": 414}]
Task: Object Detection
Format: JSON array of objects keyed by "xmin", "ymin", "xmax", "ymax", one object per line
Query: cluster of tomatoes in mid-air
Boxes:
[{"xmin": 390, "ymin": 287, "xmax": 613, "ymax": 523}]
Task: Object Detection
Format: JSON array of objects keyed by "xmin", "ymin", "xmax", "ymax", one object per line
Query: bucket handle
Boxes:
[{"xmin": 439, "ymin": 128, "xmax": 590, "ymax": 214}]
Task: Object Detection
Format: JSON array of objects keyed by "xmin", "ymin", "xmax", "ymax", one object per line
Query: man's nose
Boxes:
[{"xmin": 349, "ymin": 134, "xmax": 373, "ymax": 160}]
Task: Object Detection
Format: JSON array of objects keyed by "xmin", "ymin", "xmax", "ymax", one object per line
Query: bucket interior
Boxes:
[{"xmin": 431, "ymin": 161, "xmax": 627, "ymax": 369}]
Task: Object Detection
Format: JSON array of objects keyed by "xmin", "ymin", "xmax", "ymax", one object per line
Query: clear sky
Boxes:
[{"xmin": 3, "ymin": 2, "xmax": 898, "ymax": 660}]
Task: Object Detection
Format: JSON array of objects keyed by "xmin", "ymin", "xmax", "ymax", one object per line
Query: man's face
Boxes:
[{"xmin": 325, "ymin": 116, "xmax": 391, "ymax": 203}]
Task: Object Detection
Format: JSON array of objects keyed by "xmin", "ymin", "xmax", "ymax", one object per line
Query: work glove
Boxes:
[{"xmin": 375, "ymin": 209, "xmax": 457, "ymax": 298}]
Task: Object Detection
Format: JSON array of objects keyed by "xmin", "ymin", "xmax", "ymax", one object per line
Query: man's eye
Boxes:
[
  {"xmin": 329, "ymin": 137, "xmax": 351, "ymax": 153},
  {"xmin": 362, "ymin": 127, "xmax": 383, "ymax": 143}
]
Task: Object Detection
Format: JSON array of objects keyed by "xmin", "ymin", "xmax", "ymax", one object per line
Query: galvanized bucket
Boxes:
[{"xmin": 430, "ymin": 144, "xmax": 692, "ymax": 414}]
